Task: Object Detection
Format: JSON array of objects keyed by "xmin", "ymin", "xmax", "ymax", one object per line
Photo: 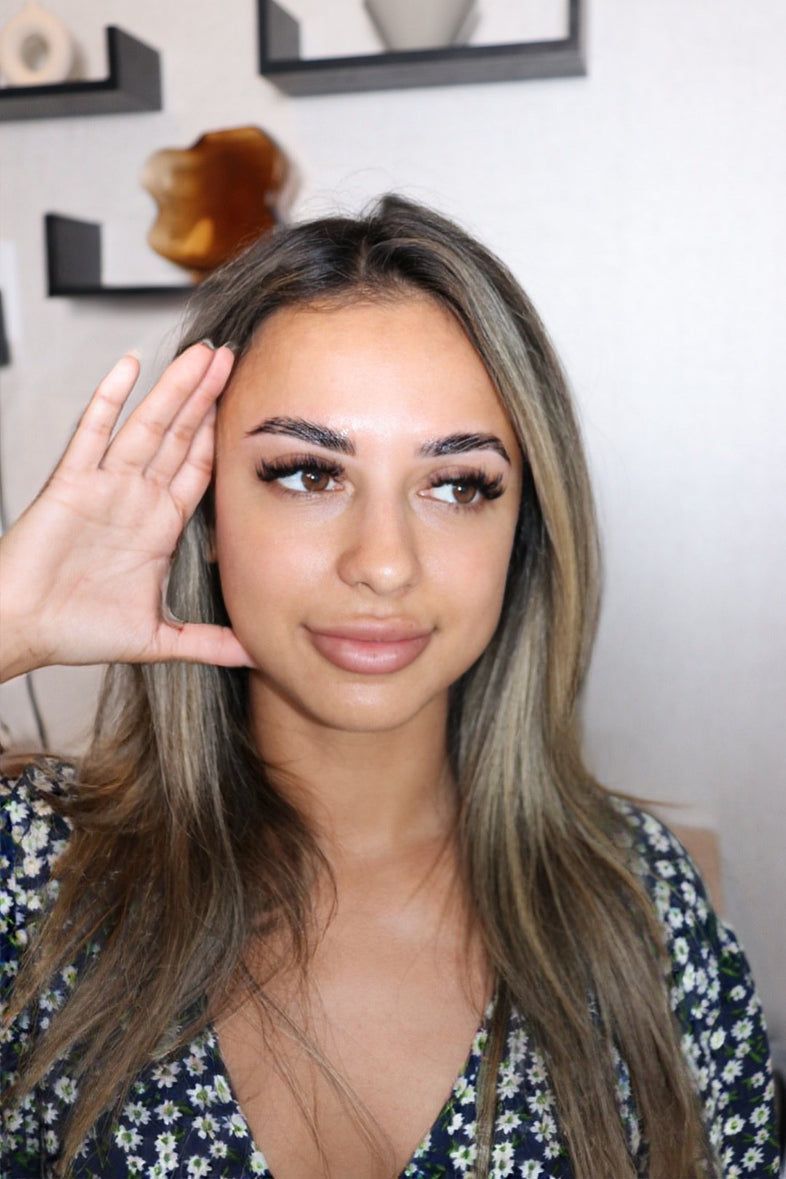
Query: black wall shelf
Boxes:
[
  {"xmin": 45, "ymin": 214, "xmax": 193, "ymax": 297},
  {"xmin": 0, "ymin": 27, "xmax": 162, "ymax": 121},
  {"xmin": 257, "ymin": 0, "xmax": 585, "ymax": 96}
]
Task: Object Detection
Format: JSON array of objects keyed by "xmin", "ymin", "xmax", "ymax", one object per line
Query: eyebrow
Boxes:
[{"xmin": 245, "ymin": 416, "xmax": 512, "ymax": 464}]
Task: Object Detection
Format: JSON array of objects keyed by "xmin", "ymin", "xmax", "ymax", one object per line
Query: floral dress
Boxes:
[{"xmin": 1, "ymin": 759, "xmax": 780, "ymax": 1178}]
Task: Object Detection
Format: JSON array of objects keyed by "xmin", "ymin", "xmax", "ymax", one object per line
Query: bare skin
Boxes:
[
  {"xmin": 213, "ymin": 835, "xmax": 493, "ymax": 1179},
  {"xmin": 0, "ymin": 342, "xmax": 250, "ymax": 681},
  {"xmin": 0, "ymin": 297, "xmax": 523, "ymax": 1178},
  {"xmin": 209, "ymin": 298, "xmax": 522, "ymax": 1176}
]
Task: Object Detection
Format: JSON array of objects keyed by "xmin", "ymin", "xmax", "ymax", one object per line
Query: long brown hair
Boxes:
[{"xmin": 2, "ymin": 193, "xmax": 713, "ymax": 1176}]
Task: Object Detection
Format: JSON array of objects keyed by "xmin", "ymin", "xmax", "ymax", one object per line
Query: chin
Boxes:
[
  {"xmin": 256, "ymin": 670, "xmax": 449, "ymax": 734},
  {"xmin": 309, "ymin": 690, "xmax": 448, "ymax": 735},
  {"xmin": 314, "ymin": 707, "xmax": 426, "ymax": 735}
]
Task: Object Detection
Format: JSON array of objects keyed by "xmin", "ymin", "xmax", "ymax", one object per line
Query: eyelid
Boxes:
[
  {"xmin": 426, "ymin": 466, "xmax": 505, "ymax": 498},
  {"xmin": 255, "ymin": 451, "xmax": 502, "ymax": 477},
  {"xmin": 255, "ymin": 454, "xmax": 344, "ymax": 484},
  {"xmin": 427, "ymin": 463, "xmax": 501, "ymax": 484},
  {"xmin": 254, "ymin": 454, "xmax": 505, "ymax": 505}
]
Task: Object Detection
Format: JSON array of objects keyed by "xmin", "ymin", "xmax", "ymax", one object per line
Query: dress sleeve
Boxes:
[
  {"xmin": 619, "ymin": 800, "xmax": 781, "ymax": 1176},
  {"xmin": 1, "ymin": 759, "xmax": 75, "ymax": 1175}
]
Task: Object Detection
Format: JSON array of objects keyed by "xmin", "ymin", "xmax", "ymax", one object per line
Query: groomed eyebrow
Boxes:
[
  {"xmin": 421, "ymin": 432, "xmax": 511, "ymax": 464},
  {"xmin": 245, "ymin": 416, "xmax": 512, "ymax": 464}
]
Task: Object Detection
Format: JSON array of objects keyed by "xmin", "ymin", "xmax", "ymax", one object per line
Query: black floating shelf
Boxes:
[
  {"xmin": 258, "ymin": 0, "xmax": 585, "ymax": 96},
  {"xmin": 0, "ymin": 27, "xmax": 161, "ymax": 121},
  {"xmin": 45, "ymin": 214, "xmax": 193, "ymax": 297}
]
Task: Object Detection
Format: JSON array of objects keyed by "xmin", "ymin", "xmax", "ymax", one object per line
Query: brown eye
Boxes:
[
  {"xmin": 452, "ymin": 482, "xmax": 477, "ymax": 505},
  {"xmin": 256, "ymin": 457, "xmax": 343, "ymax": 494},
  {"xmin": 427, "ymin": 472, "xmax": 501, "ymax": 509},
  {"xmin": 302, "ymin": 470, "xmax": 330, "ymax": 492}
]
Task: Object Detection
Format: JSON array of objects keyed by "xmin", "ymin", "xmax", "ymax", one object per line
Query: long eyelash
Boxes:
[
  {"xmin": 428, "ymin": 468, "xmax": 505, "ymax": 508},
  {"xmin": 255, "ymin": 457, "xmax": 505, "ymax": 508},
  {"xmin": 255, "ymin": 455, "xmax": 344, "ymax": 484}
]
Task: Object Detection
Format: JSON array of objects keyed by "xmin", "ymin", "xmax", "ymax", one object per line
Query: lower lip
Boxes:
[{"xmin": 306, "ymin": 630, "xmax": 432, "ymax": 674}]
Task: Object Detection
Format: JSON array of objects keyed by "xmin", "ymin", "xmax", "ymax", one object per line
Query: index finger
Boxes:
[
  {"xmin": 101, "ymin": 343, "xmax": 224, "ymax": 473},
  {"xmin": 57, "ymin": 353, "xmax": 141, "ymax": 474}
]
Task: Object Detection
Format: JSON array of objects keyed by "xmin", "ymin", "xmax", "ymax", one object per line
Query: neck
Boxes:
[{"xmin": 247, "ymin": 679, "xmax": 457, "ymax": 862}]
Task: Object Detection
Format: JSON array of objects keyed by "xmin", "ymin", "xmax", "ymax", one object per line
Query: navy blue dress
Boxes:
[{"xmin": 1, "ymin": 759, "xmax": 780, "ymax": 1177}]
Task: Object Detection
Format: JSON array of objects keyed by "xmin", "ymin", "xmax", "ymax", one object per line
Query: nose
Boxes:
[{"xmin": 336, "ymin": 494, "xmax": 421, "ymax": 597}]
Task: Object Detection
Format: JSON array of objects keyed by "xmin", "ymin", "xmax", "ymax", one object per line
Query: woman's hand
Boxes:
[{"xmin": 0, "ymin": 342, "xmax": 255, "ymax": 682}]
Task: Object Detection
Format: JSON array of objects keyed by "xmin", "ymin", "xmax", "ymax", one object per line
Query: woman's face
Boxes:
[{"xmin": 213, "ymin": 294, "xmax": 524, "ymax": 734}]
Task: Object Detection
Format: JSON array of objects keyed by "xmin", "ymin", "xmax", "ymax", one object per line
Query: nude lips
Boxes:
[{"xmin": 306, "ymin": 626, "xmax": 432, "ymax": 675}]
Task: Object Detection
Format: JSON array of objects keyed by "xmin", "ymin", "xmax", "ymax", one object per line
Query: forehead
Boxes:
[{"xmin": 220, "ymin": 296, "xmax": 517, "ymax": 445}]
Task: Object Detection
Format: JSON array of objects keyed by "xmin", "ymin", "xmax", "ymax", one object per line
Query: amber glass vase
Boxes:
[{"xmin": 141, "ymin": 126, "xmax": 290, "ymax": 278}]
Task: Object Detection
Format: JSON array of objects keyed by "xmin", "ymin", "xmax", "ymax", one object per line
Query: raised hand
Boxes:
[{"xmin": 0, "ymin": 342, "xmax": 255, "ymax": 682}]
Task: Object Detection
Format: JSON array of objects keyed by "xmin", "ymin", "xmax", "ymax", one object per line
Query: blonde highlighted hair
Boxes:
[{"xmin": 3, "ymin": 193, "xmax": 712, "ymax": 1176}]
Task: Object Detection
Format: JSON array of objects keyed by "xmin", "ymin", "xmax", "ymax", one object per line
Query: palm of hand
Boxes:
[{"xmin": 0, "ymin": 343, "xmax": 254, "ymax": 675}]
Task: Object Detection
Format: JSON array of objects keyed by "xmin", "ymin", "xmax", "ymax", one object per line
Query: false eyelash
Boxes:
[
  {"xmin": 255, "ymin": 454, "xmax": 344, "ymax": 484},
  {"xmin": 255, "ymin": 455, "xmax": 505, "ymax": 507},
  {"xmin": 427, "ymin": 468, "xmax": 505, "ymax": 502}
]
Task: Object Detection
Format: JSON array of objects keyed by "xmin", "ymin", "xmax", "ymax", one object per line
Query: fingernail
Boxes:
[
  {"xmin": 199, "ymin": 337, "xmax": 216, "ymax": 349},
  {"xmin": 126, "ymin": 348, "xmax": 142, "ymax": 362},
  {"xmin": 221, "ymin": 340, "xmax": 239, "ymax": 355}
]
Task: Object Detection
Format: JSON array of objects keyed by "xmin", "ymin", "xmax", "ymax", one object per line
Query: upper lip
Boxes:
[{"xmin": 306, "ymin": 619, "xmax": 432, "ymax": 642}]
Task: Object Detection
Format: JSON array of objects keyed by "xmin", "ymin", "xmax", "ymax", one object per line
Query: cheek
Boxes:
[
  {"xmin": 430, "ymin": 526, "xmax": 514, "ymax": 644},
  {"xmin": 213, "ymin": 489, "xmax": 331, "ymax": 628}
]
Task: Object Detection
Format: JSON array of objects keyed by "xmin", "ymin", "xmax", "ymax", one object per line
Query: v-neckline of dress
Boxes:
[{"xmin": 202, "ymin": 993, "xmax": 497, "ymax": 1178}]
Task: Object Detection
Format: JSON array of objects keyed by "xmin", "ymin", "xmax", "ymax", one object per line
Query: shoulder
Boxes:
[
  {"xmin": 1, "ymin": 755, "xmax": 76, "ymax": 875},
  {"xmin": 609, "ymin": 795, "xmax": 713, "ymax": 921},
  {"xmin": 1, "ymin": 757, "xmax": 76, "ymax": 982},
  {"xmin": 0, "ymin": 753, "xmax": 77, "ymax": 808},
  {"xmin": 608, "ymin": 794, "xmax": 728, "ymax": 988},
  {"xmin": 1, "ymin": 759, "xmax": 78, "ymax": 1173},
  {"xmin": 609, "ymin": 795, "xmax": 780, "ymax": 1173},
  {"xmin": 609, "ymin": 794, "xmax": 754, "ymax": 1007}
]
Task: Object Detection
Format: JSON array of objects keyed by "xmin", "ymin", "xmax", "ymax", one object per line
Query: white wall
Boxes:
[{"xmin": 1, "ymin": 0, "xmax": 784, "ymax": 1067}]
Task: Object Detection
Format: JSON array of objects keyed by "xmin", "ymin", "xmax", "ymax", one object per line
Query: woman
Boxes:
[{"xmin": 0, "ymin": 193, "xmax": 778, "ymax": 1178}]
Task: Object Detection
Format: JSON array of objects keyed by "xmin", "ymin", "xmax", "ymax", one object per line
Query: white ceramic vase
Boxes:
[
  {"xmin": 363, "ymin": 0, "xmax": 478, "ymax": 52},
  {"xmin": 0, "ymin": 2, "xmax": 76, "ymax": 86}
]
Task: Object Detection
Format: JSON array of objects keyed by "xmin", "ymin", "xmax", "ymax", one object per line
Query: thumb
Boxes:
[{"xmin": 154, "ymin": 621, "xmax": 257, "ymax": 668}]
